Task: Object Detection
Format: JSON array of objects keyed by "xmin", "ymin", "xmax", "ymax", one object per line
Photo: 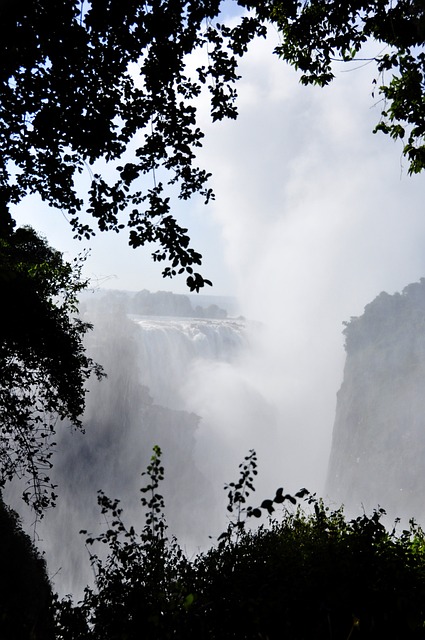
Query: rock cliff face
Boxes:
[{"xmin": 326, "ymin": 279, "xmax": 425, "ymax": 521}]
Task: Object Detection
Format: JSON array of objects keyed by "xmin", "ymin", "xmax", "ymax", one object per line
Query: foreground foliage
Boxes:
[{"xmin": 56, "ymin": 448, "xmax": 425, "ymax": 639}]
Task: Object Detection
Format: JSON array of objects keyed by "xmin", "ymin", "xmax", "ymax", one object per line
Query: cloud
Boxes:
[{"xmin": 181, "ymin": 30, "xmax": 425, "ymax": 494}]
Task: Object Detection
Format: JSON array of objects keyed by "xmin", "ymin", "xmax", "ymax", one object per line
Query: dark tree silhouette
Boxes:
[
  {"xmin": 55, "ymin": 449, "xmax": 425, "ymax": 639},
  {"xmin": 1, "ymin": 1, "xmax": 423, "ymax": 292},
  {"xmin": 0, "ymin": 226, "xmax": 103, "ymax": 513},
  {"xmin": 0, "ymin": 493, "xmax": 55, "ymax": 639}
]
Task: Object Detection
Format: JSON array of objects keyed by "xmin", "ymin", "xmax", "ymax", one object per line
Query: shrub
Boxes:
[{"xmin": 56, "ymin": 449, "xmax": 425, "ymax": 639}]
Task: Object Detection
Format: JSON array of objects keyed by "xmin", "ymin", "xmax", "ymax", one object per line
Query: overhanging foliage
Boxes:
[{"xmin": 1, "ymin": 1, "xmax": 423, "ymax": 290}]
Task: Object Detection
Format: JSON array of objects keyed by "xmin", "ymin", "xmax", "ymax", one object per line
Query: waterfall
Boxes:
[
  {"xmin": 132, "ymin": 315, "xmax": 246, "ymax": 408},
  {"xmin": 11, "ymin": 293, "xmax": 249, "ymax": 598},
  {"xmin": 7, "ymin": 286, "xmax": 333, "ymax": 600}
]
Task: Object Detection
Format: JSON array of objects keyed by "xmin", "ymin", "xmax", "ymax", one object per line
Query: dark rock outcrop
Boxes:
[{"xmin": 326, "ymin": 279, "xmax": 425, "ymax": 521}]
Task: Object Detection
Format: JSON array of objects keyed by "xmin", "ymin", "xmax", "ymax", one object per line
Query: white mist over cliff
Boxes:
[
  {"xmin": 8, "ymin": 296, "xmax": 251, "ymax": 597},
  {"xmin": 19, "ymin": 282, "xmax": 343, "ymax": 598},
  {"xmin": 11, "ymin": 29, "xmax": 425, "ymax": 508},
  {"xmin": 190, "ymin": 32, "xmax": 425, "ymax": 508}
]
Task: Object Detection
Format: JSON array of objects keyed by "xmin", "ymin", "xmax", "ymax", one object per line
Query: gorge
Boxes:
[{"xmin": 9, "ymin": 279, "xmax": 425, "ymax": 599}]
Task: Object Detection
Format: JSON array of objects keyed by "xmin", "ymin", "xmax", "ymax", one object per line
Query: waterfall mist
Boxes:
[
  {"xmin": 7, "ymin": 29, "xmax": 425, "ymax": 601},
  {"xmin": 6, "ymin": 293, "xmax": 257, "ymax": 598},
  {"xmin": 191, "ymin": 33, "xmax": 425, "ymax": 510}
]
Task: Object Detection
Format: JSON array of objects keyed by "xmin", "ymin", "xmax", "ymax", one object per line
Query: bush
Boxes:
[
  {"xmin": 55, "ymin": 449, "xmax": 425, "ymax": 639},
  {"xmin": 0, "ymin": 494, "xmax": 55, "ymax": 640}
]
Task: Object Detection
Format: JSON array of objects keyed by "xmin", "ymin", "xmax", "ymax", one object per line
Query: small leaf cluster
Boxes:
[
  {"xmin": 139, "ymin": 445, "xmax": 167, "ymax": 539},
  {"xmin": 218, "ymin": 448, "xmax": 258, "ymax": 545}
]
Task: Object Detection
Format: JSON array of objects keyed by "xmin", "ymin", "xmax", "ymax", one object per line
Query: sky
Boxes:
[
  {"xmin": 11, "ymin": 12, "xmax": 425, "ymax": 491},
  {"xmin": 11, "ymin": 23, "xmax": 424, "ymax": 303}
]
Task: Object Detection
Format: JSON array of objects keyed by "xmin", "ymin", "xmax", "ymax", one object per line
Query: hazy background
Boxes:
[{"xmin": 11, "ymin": 18, "xmax": 425, "ymax": 515}]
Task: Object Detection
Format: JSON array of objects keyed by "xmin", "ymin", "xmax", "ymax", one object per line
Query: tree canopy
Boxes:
[
  {"xmin": 1, "ymin": 0, "xmax": 423, "ymax": 290},
  {"xmin": 268, "ymin": 0, "xmax": 425, "ymax": 174},
  {"xmin": 0, "ymin": 0, "xmax": 265, "ymax": 290}
]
